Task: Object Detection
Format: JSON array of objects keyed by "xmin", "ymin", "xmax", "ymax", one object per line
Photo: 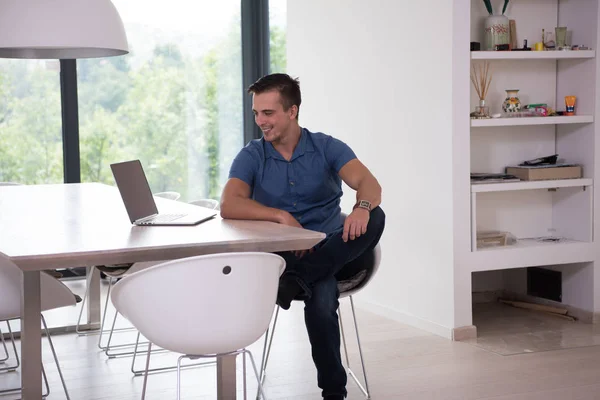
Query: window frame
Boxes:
[{"xmin": 59, "ymin": 0, "xmax": 270, "ymax": 183}]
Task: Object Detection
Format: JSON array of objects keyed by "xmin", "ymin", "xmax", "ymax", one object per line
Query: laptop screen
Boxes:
[{"xmin": 110, "ymin": 160, "xmax": 159, "ymax": 223}]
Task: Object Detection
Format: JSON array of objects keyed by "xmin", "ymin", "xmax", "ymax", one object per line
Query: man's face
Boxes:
[{"xmin": 252, "ymin": 90, "xmax": 296, "ymax": 143}]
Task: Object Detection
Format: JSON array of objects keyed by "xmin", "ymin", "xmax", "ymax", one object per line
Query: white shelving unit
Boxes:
[
  {"xmin": 471, "ymin": 178, "xmax": 593, "ymax": 192},
  {"xmin": 471, "ymin": 50, "xmax": 596, "ymax": 60},
  {"xmin": 471, "ymin": 115, "xmax": 594, "ymax": 127},
  {"xmin": 452, "ymin": 0, "xmax": 600, "ymax": 335}
]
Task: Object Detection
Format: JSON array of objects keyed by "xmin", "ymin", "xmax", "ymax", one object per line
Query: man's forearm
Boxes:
[
  {"xmin": 355, "ymin": 175, "xmax": 382, "ymax": 209},
  {"xmin": 220, "ymin": 196, "xmax": 285, "ymax": 223}
]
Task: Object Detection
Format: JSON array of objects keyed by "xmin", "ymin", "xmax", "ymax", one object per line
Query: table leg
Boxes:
[
  {"xmin": 21, "ymin": 271, "xmax": 42, "ymax": 399},
  {"xmin": 217, "ymin": 354, "xmax": 237, "ymax": 399},
  {"xmin": 86, "ymin": 266, "xmax": 101, "ymax": 329}
]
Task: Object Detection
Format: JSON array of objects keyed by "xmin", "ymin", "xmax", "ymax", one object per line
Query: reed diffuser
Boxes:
[{"xmin": 471, "ymin": 61, "xmax": 493, "ymax": 118}]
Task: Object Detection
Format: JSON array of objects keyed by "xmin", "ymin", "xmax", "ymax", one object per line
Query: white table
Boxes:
[{"xmin": 0, "ymin": 183, "xmax": 325, "ymax": 399}]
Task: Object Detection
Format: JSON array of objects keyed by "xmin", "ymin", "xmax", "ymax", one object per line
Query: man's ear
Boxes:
[{"xmin": 289, "ymin": 105, "xmax": 298, "ymax": 120}]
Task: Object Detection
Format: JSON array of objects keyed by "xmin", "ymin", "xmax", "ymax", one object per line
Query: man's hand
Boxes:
[
  {"xmin": 277, "ymin": 210, "xmax": 304, "ymax": 229},
  {"xmin": 343, "ymin": 208, "xmax": 370, "ymax": 242},
  {"xmin": 276, "ymin": 210, "xmax": 310, "ymax": 257}
]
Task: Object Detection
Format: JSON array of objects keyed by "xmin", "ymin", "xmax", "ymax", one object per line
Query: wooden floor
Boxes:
[{"xmin": 3, "ymin": 298, "xmax": 600, "ymax": 399}]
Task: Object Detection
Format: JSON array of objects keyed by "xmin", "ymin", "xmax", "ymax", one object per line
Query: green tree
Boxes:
[
  {"xmin": 270, "ymin": 25, "xmax": 287, "ymax": 73},
  {"xmin": 117, "ymin": 54, "xmax": 188, "ymax": 195},
  {"xmin": 0, "ymin": 62, "xmax": 62, "ymax": 183}
]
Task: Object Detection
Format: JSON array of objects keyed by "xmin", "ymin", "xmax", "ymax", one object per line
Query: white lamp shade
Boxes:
[{"xmin": 0, "ymin": 0, "xmax": 129, "ymax": 59}]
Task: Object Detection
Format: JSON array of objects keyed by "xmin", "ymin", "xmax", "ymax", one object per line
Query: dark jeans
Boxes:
[{"xmin": 277, "ymin": 206, "xmax": 385, "ymax": 398}]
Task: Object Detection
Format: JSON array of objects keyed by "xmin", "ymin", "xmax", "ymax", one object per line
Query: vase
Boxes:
[
  {"xmin": 502, "ymin": 89, "xmax": 521, "ymax": 113},
  {"xmin": 484, "ymin": 15, "xmax": 510, "ymax": 50}
]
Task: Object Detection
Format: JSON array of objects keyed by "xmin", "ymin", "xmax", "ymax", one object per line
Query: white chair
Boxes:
[
  {"xmin": 189, "ymin": 198, "xmax": 220, "ymax": 210},
  {"xmin": 111, "ymin": 252, "xmax": 285, "ymax": 399},
  {"xmin": 258, "ymin": 243, "xmax": 381, "ymax": 399},
  {"xmin": 76, "ymin": 199, "xmax": 220, "ymax": 360},
  {"xmin": 0, "ymin": 252, "xmax": 74, "ymax": 399},
  {"xmin": 154, "ymin": 191, "xmax": 181, "ymax": 201}
]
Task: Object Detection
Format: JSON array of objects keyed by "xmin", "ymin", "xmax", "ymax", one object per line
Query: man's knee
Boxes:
[
  {"xmin": 368, "ymin": 206, "xmax": 385, "ymax": 232},
  {"xmin": 305, "ymin": 277, "xmax": 339, "ymax": 315}
]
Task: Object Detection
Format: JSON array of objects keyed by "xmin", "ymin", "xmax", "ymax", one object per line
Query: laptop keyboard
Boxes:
[{"xmin": 139, "ymin": 213, "xmax": 186, "ymax": 224}]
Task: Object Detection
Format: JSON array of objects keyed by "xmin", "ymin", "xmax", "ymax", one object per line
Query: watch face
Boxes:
[{"xmin": 359, "ymin": 200, "xmax": 371, "ymax": 210}]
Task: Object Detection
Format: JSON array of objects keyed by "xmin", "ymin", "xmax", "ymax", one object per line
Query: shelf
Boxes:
[
  {"xmin": 470, "ymin": 239, "xmax": 595, "ymax": 272},
  {"xmin": 471, "ymin": 115, "xmax": 594, "ymax": 127},
  {"xmin": 471, "ymin": 178, "xmax": 592, "ymax": 193},
  {"xmin": 471, "ymin": 50, "xmax": 596, "ymax": 60}
]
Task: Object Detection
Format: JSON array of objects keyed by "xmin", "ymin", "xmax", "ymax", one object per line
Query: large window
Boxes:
[
  {"xmin": 0, "ymin": 2, "xmax": 282, "ymax": 191},
  {"xmin": 78, "ymin": 1, "xmax": 243, "ymax": 202},
  {"xmin": 269, "ymin": 0, "xmax": 287, "ymax": 73},
  {"xmin": 0, "ymin": 60, "xmax": 63, "ymax": 184}
]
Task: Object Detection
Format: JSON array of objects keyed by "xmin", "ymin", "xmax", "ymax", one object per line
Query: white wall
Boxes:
[{"xmin": 287, "ymin": 0, "xmax": 456, "ymax": 336}]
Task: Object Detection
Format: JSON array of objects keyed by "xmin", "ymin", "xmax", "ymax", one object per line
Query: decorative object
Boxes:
[
  {"xmin": 483, "ymin": 0, "xmax": 511, "ymax": 50},
  {"xmin": 485, "ymin": 15, "xmax": 510, "ymax": 50},
  {"xmin": 545, "ymin": 31, "xmax": 555, "ymax": 49},
  {"xmin": 0, "ymin": 0, "xmax": 128, "ymax": 59},
  {"xmin": 565, "ymin": 96, "xmax": 576, "ymax": 116},
  {"xmin": 555, "ymin": 27, "xmax": 567, "ymax": 48},
  {"xmin": 470, "ymin": 62, "xmax": 493, "ymax": 118},
  {"xmin": 509, "ymin": 20, "xmax": 518, "ymax": 49},
  {"xmin": 502, "ymin": 89, "xmax": 522, "ymax": 113}
]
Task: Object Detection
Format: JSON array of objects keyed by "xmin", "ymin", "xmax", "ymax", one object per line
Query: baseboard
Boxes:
[
  {"xmin": 357, "ymin": 300, "xmax": 453, "ymax": 340},
  {"xmin": 472, "ymin": 290, "xmax": 504, "ymax": 304},
  {"xmin": 502, "ymin": 290, "xmax": 598, "ymax": 323},
  {"xmin": 452, "ymin": 325, "xmax": 477, "ymax": 341}
]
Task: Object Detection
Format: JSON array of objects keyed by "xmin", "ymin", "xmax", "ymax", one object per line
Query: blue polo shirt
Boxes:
[{"xmin": 228, "ymin": 128, "xmax": 357, "ymax": 234}]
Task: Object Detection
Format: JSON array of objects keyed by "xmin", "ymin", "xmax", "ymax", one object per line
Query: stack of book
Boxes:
[{"xmin": 471, "ymin": 173, "xmax": 520, "ymax": 184}]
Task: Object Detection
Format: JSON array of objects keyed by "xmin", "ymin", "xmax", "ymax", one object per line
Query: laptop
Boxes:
[{"xmin": 110, "ymin": 159, "xmax": 217, "ymax": 226}]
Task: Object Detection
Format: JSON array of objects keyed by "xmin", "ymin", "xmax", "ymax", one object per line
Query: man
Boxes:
[{"xmin": 220, "ymin": 73, "xmax": 385, "ymax": 400}]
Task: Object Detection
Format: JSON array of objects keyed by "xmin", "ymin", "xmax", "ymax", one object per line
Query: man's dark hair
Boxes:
[{"xmin": 248, "ymin": 73, "xmax": 301, "ymax": 119}]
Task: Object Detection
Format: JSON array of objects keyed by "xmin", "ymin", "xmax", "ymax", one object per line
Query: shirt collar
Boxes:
[{"xmin": 264, "ymin": 127, "xmax": 314, "ymax": 161}]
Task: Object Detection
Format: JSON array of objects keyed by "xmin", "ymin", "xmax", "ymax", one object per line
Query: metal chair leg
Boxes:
[
  {"xmin": 0, "ymin": 321, "xmax": 19, "ymax": 372},
  {"xmin": 346, "ymin": 295, "xmax": 370, "ymax": 398},
  {"xmin": 141, "ymin": 342, "xmax": 152, "ymax": 400},
  {"xmin": 245, "ymin": 350, "xmax": 267, "ymax": 400},
  {"xmin": 42, "ymin": 314, "xmax": 71, "ymax": 400},
  {"xmin": 243, "ymin": 350, "xmax": 247, "ymax": 400},
  {"xmin": 258, "ymin": 306, "xmax": 279, "ymax": 382},
  {"xmin": 176, "ymin": 355, "xmax": 184, "ymax": 400},
  {"xmin": 97, "ymin": 276, "xmax": 116, "ymax": 350},
  {"xmin": 0, "ymin": 319, "xmax": 50, "ymax": 398},
  {"xmin": 131, "ymin": 331, "xmax": 214, "ymax": 376},
  {"xmin": 0, "ymin": 327, "xmax": 8, "ymax": 363}
]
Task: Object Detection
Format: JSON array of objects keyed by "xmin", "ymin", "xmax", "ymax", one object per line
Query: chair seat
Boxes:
[
  {"xmin": 95, "ymin": 263, "xmax": 133, "ymax": 278},
  {"xmin": 337, "ymin": 269, "xmax": 368, "ymax": 294}
]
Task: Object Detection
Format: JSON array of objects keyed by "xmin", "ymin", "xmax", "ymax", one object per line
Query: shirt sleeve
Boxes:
[
  {"xmin": 325, "ymin": 136, "xmax": 357, "ymax": 173},
  {"xmin": 228, "ymin": 147, "xmax": 258, "ymax": 187}
]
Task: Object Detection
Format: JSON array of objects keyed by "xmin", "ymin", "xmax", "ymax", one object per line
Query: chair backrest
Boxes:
[
  {"xmin": 189, "ymin": 198, "xmax": 220, "ymax": 210},
  {"xmin": 0, "ymin": 253, "xmax": 76, "ymax": 320},
  {"xmin": 111, "ymin": 252, "xmax": 285, "ymax": 356},
  {"xmin": 154, "ymin": 191, "xmax": 180, "ymax": 201}
]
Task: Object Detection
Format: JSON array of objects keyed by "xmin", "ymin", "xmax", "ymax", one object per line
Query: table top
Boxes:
[{"xmin": 0, "ymin": 183, "xmax": 325, "ymax": 271}]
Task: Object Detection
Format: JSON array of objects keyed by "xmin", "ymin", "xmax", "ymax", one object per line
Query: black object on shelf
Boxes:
[
  {"xmin": 519, "ymin": 154, "xmax": 558, "ymax": 166},
  {"xmin": 470, "ymin": 42, "xmax": 481, "ymax": 51}
]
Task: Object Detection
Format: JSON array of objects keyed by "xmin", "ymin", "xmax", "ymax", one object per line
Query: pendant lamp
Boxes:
[{"xmin": 0, "ymin": 0, "xmax": 128, "ymax": 59}]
